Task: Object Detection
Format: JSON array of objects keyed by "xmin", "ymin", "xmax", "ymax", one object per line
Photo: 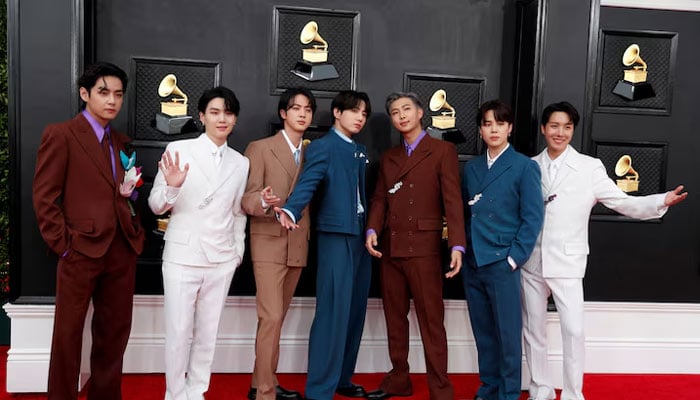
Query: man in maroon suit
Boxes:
[
  {"xmin": 365, "ymin": 92, "xmax": 466, "ymax": 400},
  {"xmin": 32, "ymin": 62, "xmax": 145, "ymax": 400}
]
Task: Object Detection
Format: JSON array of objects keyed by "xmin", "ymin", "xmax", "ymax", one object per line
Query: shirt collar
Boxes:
[
  {"xmin": 545, "ymin": 145, "xmax": 569, "ymax": 170},
  {"xmin": 281, "ymin": 129, "xmax": 302, "ymax": 154},
  {"xmin": 331, "ymin": 126, "xmax": 353, "ymax": 144},
  {"xmin": 201, "ymin": 133, "xmax": 227, "ymax": 155},
  {"xmin": 487, "ymin": 143, "xmax": 510, "ymax": 165},
  {"xmin": 404, "ymin": 130, "xmax": 427, "ymax": 154},
  {"xmin": 82, "ymin": 109, "xmax": 110, "ymax": 142}
]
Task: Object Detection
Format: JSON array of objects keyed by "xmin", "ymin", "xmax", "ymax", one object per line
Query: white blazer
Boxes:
[
  {"xmin": 523, "ymin": 146, "xmax": 666, "ymax": 278},
  {"xmin": 148, "ymin": 134, "xmax": 249, "ymax": 267}
]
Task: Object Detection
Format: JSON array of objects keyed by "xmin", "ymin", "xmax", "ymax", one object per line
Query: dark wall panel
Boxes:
[{"xmin": 584, "ymin": 7, "xmax": 700, "ymax": 302}]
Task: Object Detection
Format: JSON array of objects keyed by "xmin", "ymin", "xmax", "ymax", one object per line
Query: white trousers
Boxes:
[
  {"xmin": 521, "ymin": 259, "xmax": 585, "ymax": 400},
  {"xmin": 162, "ymin": 260, "xmax": 237, "ymax": 400}
]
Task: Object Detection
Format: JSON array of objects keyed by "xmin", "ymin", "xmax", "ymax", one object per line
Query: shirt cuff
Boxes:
[
  {"xmin": 657, "ymin": 195, "xmax": 669, "ymax": 213},
  {"xmin": 366, "ymin": 228, "xmax": 376, "ymax": 237},
  {"xmin": 507, "ymin": 256, "xmax": 517, "ymax": 270},
  {"xmin": 280, "ymin": 208, "xmax": 296, "ymax": 223},
  {"xmin": 451, "ymin": 246, "xmax": 465, "ymax": 254},
  {"xmin": 165, "ymin": 186, "xmax": 181, "ymax": 204}
]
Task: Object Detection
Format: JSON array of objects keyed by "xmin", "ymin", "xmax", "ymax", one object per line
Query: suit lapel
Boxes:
[
  {"xmin": 396, "ymin": 136, "xmax": 432, "ymax": 180},
  {"xmin": 69, "ymin": 114, "xmax": 115, "ymax": 187},
  {"xmin": 476, "ymin": 146, "xmax": 514, "ymax": 192},
  {"xmin": 551, "ymin": 147, "xmax": 579, "ymax": 191},
  {"xmin": 191, "ymin": 135, "xmax": 217, "ymax": 186},
  {"xmin": 534, "ymin": 150, "xmax": 552, "ymax": 192},
  {"xmin": 270, "ymin": 132, "xmax": 299, "ymax": 181}
]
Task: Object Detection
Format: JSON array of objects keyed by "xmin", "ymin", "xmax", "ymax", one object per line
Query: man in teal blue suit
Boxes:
[
  {"xmin": 276, "ymin": 90, "xmax": 372, "ymax": 400},
  {"xmin": 462, "ymin": 100, "xmax": 544, "ymax": 400}
]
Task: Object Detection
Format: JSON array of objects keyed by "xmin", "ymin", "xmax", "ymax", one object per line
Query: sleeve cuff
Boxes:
[
  {"xmin": 165, "ymin": 186, "xmax": 181, "ymax": 204},
  {"xmin": 452, "ymin": 246, "xmax": 465, "ymax": 254},
  {"xmin": 507, "ymin": 256, "xmax": 517, "ymax": 270},
  {"xmin": 366, "ymin": 228, "xmax": 376, "ymax": 237}
]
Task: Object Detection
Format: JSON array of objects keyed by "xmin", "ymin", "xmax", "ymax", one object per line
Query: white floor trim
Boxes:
[
  {"xmin": 601, "ymin": 0, "xmax": 700, "ymax": 12},
  {"xmin": 4, "ymin": 297, "xmax": 700, "ymax": 393}
]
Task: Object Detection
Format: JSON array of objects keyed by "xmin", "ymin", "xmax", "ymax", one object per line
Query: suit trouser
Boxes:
[
  {"xmin": 521, "ymin": 263, "xmax": 585, "ymax": 400},
  {"xmin": 462, "ymin": 256, "xmax": 522, "ymax": 400},
  {"xmin": 48, "ymin": 230, "xmax": 137, "ymax": 400},
  {"xmin": 251, "ymin": 261, "xmax": 303, "ymax": 400},
  {"xmin": 379, "ymin": 255, "xmax": 453, "ymax": 400},
  {"xmin": 305, "ymin": 231, "xmax": 371, "ymax": 400},
  {"xmin": 162, "ymin": 260, "xmax": 237, "ymax": 400}
]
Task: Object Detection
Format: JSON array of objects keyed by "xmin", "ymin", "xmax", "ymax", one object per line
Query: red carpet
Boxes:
[{"xmin": 2, "ymin": 346, "xmax": 699, "ymax": 399}]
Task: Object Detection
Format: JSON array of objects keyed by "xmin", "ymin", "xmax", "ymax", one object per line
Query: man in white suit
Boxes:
[
  {"xmin": 521, "ymin": 101, "xmax": 687, "ymax": 400},
  {"xmin": 148, "ymin": 86, "xmax": 249, "ymax": 400}
]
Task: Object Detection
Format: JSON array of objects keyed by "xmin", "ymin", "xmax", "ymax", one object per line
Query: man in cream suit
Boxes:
[
  {"xmin": 148, "ymin": 86, "xmax": 249, "ymax": 400},
  {"xmin": 521, "ymin": 101, "xmax": 688, "ymax": 400},
  {"xmin": 243, "ymin": 87, "xmax": 316, "ymax": 400}
]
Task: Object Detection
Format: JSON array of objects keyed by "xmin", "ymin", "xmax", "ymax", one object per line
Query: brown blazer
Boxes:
[
  {"xmin": 242, "ymin": 132, "xmax": 310, "ymax": 267},
  {"xmin": 367, "ymin": 135, "xmax": 466, "ymax": 258},
  {"xmin": 33, "ymin": 113, "xmax": 145, "ymax": 258}
]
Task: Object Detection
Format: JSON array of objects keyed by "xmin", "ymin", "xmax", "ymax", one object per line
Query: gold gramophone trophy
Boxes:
[
  {"xmin": 425, "ymin": 89, "xmax": 465, "ymax": 144},
  {"xmin": 155, "ymin": 74, "xmax": 194, "ymax": 135},
  {"xmin": 612, "ymin": 44, "xmax": 655, "ymax": 101},
  {"xmin": 614, "ymin": 155, "xmax": 640, "ymax": 192},
  {"xmin": 291, "ymin": 21, "xmax": 339, "ymax": 81}
]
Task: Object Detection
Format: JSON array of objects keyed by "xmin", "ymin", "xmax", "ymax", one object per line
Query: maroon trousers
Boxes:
[
  {"xmin": 379, "ymin": 255, "xmax": 453, "ymax": 400},
  {"xmin": 48, "ymin": 230, "xmax": 137, "ymax": 400}
]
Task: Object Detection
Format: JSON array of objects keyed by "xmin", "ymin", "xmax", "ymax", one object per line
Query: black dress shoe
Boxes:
[
  {"xmin": 276, "ymin": 385, "xmax": 303, "ymax": 400},
  {"xmin": 335, "ymin": 383, "xmax": 367, "ymax": 397},
  {"xmin": 366, "ymin": 389, "xmax": 393, "ymax": 400},
  {"xmin": 247, "ymin": 386, "xmax": 302, "ymax": 400}
]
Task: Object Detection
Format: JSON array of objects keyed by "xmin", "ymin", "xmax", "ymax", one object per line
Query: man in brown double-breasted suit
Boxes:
[
  {"xmin": 32, "ymin": 62, "xmax": 145, "ymax": 400},
  {"xmin": 242, "ymin": 87, "xmax": 316, "ymax": 400},
  {"xmin": 365, "ymin": 92, "xmax": 466, "ymax": 400}
]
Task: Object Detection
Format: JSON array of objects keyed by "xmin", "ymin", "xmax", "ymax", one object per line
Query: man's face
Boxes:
[
  {"xmin": 280, "ymin": 94, "xmax": 313, "ymax": 135},
  {"xmin": 199, "ymin": 97, "xmax": 237, "ymax": 146},
  {"xmin": 541, "ymin": 111, "xmax": 574, "ymax": 159},
  {"xmin": 79, "ymin": 75, "xmax": 124, "ymax": 126},
  {"xmin": 480, "ymin": 109, "xmax": 512, "ymax": 153},
  {"xmin": 389, "ymin": 97, "xmax": 423, "ymax": 135},
  {"xmin": 333, "ymin": 100, "xmax": 368, "ymax": 137}
]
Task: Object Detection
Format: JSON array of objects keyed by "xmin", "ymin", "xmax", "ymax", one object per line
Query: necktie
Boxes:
[
  {"xmin": 294, "ymin": 149, "xmax": 300, "ymax": 165},
  {"xmin": 101, "ymin": 131, "xmax": 115, "ymax": 181},
  {"xmin": 549, "ymin": 162, "xmax": 558, "ymax": 182},
  {"xmin": 215, "ymin": 149, "xmax": 223, "ymax": 168},
  {"xmin": 405, "ymin": 144, "xmax": 413, "ymax": 157}
]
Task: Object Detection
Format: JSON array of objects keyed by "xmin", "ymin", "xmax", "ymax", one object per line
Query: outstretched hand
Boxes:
[
  {"xmin": 159, "ymin": 150, "xmax": 189, "ymax": 188},
  {"xmin": 273, "ymin": 207, "xmax": 299, "ymax": 230},
  {"xmin": 664, "ymin": 185, "xmax": 688, "ymax": 207}
]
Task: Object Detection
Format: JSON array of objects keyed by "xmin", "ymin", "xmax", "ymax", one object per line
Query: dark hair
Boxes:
[
  {"xmin": 278, "ymin": 87, "xmax": 316, "ymax": 122},
  {"xmin": 541, "ymin": 101, "xmax": 580, "ymax": 127},
  {"xmin": 384, "ymin": 92, "xmax": 423, "ymax": 114},
  {"xmin": 331, "ymin": 90, "xmax": 372, "ymax": 116},
  {"xmin": 476, "ymin": 99, "xmax": 513, "ymax": 126},
  {"xmin": 78, "ymin": 62, "xmax": 128, "ymax": 92},
  {"xmin": 198, "ymin": 86, "xmax": 240, "ymax": 116}
]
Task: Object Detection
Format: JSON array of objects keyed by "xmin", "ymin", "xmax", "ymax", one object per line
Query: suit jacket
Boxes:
[
  {"xmin": 242, "ymin": 131, "xmax": 310, "ymax": 267},
  {"xmin": 463, "ymin": 145, "xmax": 544, "ymax": 268},
  {"xmin": 283, "ymin": 129, "xmax": 368, "ymax": 236},
  {"xmin": 33, "ymin": 113, "xmax": 144, "ymax": 258},
  {"xmin": 148, "ymin": 134, "xmax": 249, "ymax": 267},
  {"xmin": 367, "ymin": 135, "xmax": 466, "ymax": 258},
  {"xmin": 523, "ymin": 145, "xmax": 666, "ymax": 278}
]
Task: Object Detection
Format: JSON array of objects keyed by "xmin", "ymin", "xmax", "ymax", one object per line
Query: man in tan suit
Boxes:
[{"xmin": 242, "ymin": 87, "xmax": 316, "ymax": 400}]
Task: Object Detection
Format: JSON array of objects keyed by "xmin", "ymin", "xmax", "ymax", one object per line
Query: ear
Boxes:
[
  {"xmin": 417, "ymin": 107, "xmax": 424, "ymax": 119},
  {"xmin": 540, "ymin": 124, "xmax": 546, "ymax": 136},
  {"xmin": 280, "ymin": 109, "xmax": 287, "ymax": 121},
  {"xmin": 199, "ymin": 112, "xmax": 205, "ymax": 122},
  {"xmin": 332, "ymin": 108, "xmax": 342, "ymax": 120},
  {"xmin": 79, "ymin": 87, "xmax": 90, "ymax": 103},
  {"xmin": 507, "ymin": 123, "xmax": 513, "ymax": 135}
]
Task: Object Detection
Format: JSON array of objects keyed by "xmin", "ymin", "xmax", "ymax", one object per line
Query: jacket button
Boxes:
[
  {"xmin": 409, "ymin": 183, "xmax": 414, "ymax": 188},
  {"xmin": 408, "ymin": 247, "xmax": 413, "ymax": 252},
  {"xmin": 408, "ymin": 216, "xmax": 413, "ymax": 221},
  {"xmin": 391, "ymin": 231, "xmax": 396, "ymax": 236}
]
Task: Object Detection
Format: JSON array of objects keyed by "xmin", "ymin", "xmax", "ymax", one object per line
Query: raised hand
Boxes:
[
  {"xmin": 159, "ymin": 150, "xmax": 189, "ymax": 188},
  {"xmin": 261, "ymin": 186, "xmax": 281, "ymax": 208},
  {"xmin": 664, "ymin": 185, "xmax": 688, "ymax": 207}
]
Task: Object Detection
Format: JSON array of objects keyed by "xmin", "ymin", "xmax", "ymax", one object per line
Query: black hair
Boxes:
[
  {"xmin": 541, "ymin": 101, "xmax": 580, "ymax": 128},
  {"xmin": 331, "ymin": 90, "xmax": 372, "ymax": 116},
  {"xmin": 476, "ymin": 99, "xmax": 514, "ymax": 126},
  {"xmin": 78, "ymin": 62, "xmax": 128, "ymax": 94},
  {"xmin": 197, "ymin": 86, "xmax": 240, "ymax": 116},
  {"xmin": 278, "ymin": 87, "xmax": 316, "ymax": 122}
]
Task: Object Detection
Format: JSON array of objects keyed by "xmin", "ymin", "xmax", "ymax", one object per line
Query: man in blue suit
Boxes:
[
  {"xmin": 462, "ymin": 100, "xmax": 544, "ymax": 400},
  {"xmin": 276, "ymin": 90, "xmax": 372, "ymax": 400}
]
